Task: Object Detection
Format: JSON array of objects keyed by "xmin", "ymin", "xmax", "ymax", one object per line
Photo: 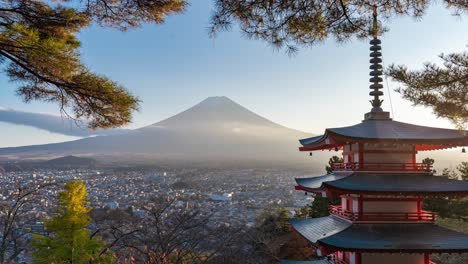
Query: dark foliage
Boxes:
[
  {"xmin": 0, "ymin": 1, "xmax": 186, "ymax": 128},
  {"xmin": 211, "ymin": 0, "xmax": 467, "ymax": 127},
  {"xmin": 326, "ymin": 155, "xmax": 343, "ymax": 174},
  {"xmin": 388, "ymin": 52, "xmax": 468, "ymax": 128},
  {"xmin": 211, "ymin": 0, "xmax": 464, "ymax": 52}
]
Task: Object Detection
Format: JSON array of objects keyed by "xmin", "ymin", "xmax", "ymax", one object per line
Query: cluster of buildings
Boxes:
[{"xmin": 0, "ymin": 166, "xmax": 314, "ymax": 231}]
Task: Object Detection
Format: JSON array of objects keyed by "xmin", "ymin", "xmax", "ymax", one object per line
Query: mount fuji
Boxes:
[{"xmin": 0, "ymin": 97, "xmax": 322, "ymax": 167}]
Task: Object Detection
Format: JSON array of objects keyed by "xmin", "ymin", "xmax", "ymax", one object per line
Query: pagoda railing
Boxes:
[
  {"xmin": 324, "ymin": 255, "xmax": 435, "ymax": 264},
  {"xmin": 329, "ymin": 205, "xmax": 436, "ymax": 222},
  {"xmin": 327, "ymin": 259, "xmax": 347, "ymax": 264},
  {"xmin": 325, "ymin": 255, "xmax": 348, "ymax": 264},
  {"xmin": 330, "ymin": 162, "xmax": 432, "ymax": 172}
]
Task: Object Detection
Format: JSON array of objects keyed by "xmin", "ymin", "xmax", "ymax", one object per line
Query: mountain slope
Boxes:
[{"xmin": 0, "ymin": 97, "xmax": 321, "ymax": 166}]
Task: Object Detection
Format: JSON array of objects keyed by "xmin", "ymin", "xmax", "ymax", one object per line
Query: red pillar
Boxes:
[
  {"xmin": 417, "ymin": 197, "xmax": 422, "ymax": 220},
  {"xmin": 358, "ymin": 143, "xmax": 364, "ymax": 170},
  {"xmin": 355, "ymin": 252, "xmax": 362, "ymax": 264},
  {"xmin": 424, "ymin": 253, "xmax": 430, "ymax": 264},
  {"xmin": 358, "ymin": 195, "xmax": 363, "ymax": 221}
]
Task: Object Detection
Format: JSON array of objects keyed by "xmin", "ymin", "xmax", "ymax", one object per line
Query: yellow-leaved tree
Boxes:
[{"xmin": 32, "ymin": 180, "xmax": 111, "ymax": 264}]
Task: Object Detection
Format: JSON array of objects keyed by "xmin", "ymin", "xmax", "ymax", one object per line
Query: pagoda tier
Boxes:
[
  {"xmin": 295, "ymin": 172, "xmax": 468, "ymax": 196},
  {"xmin": 290, "ymin": 216, "xmax": 468, "ymax": 254},
  {"xmin": 299, "ymin": 115, "xmax": 467, "ymax": 173},
  {"xmin": 299, "ymin": 116, "xmax": 468, "ymax": 152},
  {"xmin": 288, "ymin": 11, "xmax": 467, "ymax": 264}
]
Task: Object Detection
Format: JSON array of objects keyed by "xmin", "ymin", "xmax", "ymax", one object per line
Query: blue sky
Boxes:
[{"xmin": 0, "ymin": 1, "xmax": 467, "ymax": 147}]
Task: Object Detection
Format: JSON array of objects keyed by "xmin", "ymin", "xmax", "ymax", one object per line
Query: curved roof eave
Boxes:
[
  {"xmin": 299, "ymin": 120, "xmax": 468, "ymax": 150},
  {"xmin": 296, "ymin": 173, "xmax": 468, "ymax": 196},
  {"xmin": 289, "ymin": 216, "xmax": 352, "ymax": 244},
  {"xmin": 295, "ymin": 173, "xmax": 350, "ymax": 192},
  {"xmin": 318, "ymin": 223, "xmax": 468, "ymax": 253}
]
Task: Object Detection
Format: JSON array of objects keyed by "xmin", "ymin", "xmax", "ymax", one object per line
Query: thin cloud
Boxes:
[{"xmin": 0, "ymin": 108, "xmax": 130, "ymax": 137}]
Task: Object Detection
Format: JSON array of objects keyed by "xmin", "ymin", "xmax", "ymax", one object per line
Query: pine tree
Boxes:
[
  {"xmin": 422, "ymin": 157, "xmax": 436, "ymax": 174},
  {"xmin": 387, "ymin": 52, "xmax": 468, "ymax": 128},
  {"xmin": 211, "ymin": 0, "xmax": 466, "ymax": 52},
  {"xmin": 441, "ymin": 168, "xmax": 459, "ymax": 180},
  {"xmin": 306, "ymin": 196, "xmax": 341, "ymax": 218},
  {"xmin": 326, "ymin": 155, "xmax": 343, "ymax": 174},
  {"xmin": 32, "ymin": 180, "xmax": 111, "ymax": 264},
  {"xmin": 457, "ymin": 162, "xmax": 468, "ymax": 181},
  {"xmin": 210, "ymin": 1, "xmax": 467, "ymax": 127},
  {"xmin": 0, "ymin": 1, "xmax": 186, "ymax": 129}
]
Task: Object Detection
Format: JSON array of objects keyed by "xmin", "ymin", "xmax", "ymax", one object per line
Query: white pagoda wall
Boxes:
[
  {"xmin": 362, "ymin": 201, "xmax": 418, "ymax": 213},
  {"xmin": 361, "ymin": 253, "xmax": 425, "ymax": 264},
  {"xmin": 361, "ymin": 144, "xmax": 414, "ymax": 165},
  {"xmin": 363, "ymin": 144, "xmax": 413, "ymax": 151},
  {"xmin": 343, "ymin": 143, "xmax": 416, "ymax": 165},
  {"xmin": 362, "ymin": 153, "xmax": 413, "ymax": 164},
  {"xmin": 343, "ymin": 144, "xmax": 360, "ymax": 163}
]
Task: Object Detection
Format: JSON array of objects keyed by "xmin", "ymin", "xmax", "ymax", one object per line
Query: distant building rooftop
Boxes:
[{"xmin": 210, "ymin": 192, "xmax": 233, "ymax": 202}]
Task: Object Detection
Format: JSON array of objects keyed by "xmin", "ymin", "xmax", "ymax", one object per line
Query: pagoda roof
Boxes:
[
  {"xmin": 299, "ymin": 119, "xmax": 468, "ymax": 151},
  {"xmin": 295, "ymin": 173, "xmax": 350, "ymax": 191},
  {"xmin": 296, "ymin": 173, "xmax": 468, "ymax": 195},
  {"xmin": 321, "ymin": 223, "xmax": 468, "ymax": 253},
  {"xmin": 291, "ymin": 216, "xmax": 468, "ymax": 253},
  {"xmin": 289, "ymin": 216, "xmax": 352, "ymax": 243}
]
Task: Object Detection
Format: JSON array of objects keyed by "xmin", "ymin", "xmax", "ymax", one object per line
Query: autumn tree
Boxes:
[
  {"xmin": 32, "ymin": 180, "xmax": 111, "ymax": 264},
  {"xmin": 246, "ymin": 208, "xmax": 292, "ymax": 263},
  {"xmin": 0, "ymin": 0, "xmax": 186, "ymax": 129},
  {"xmin": 211, "ymin": 0, "xmax": 468, "ymax": 126},
  {"xmin": 92, "ymin": 197, "xmax": 241, "ymax": 264}
]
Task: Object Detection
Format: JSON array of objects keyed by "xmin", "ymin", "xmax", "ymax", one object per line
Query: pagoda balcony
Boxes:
[
  {"xmin": 329, "ymin": 205, "xmax": 436, "ymax": 223},
  {"xmin": 312, "ymin": 255, "xmax": 348, "ymax": 264},
  {"xmin": 326, "ymin": 257, "xmax": 348, "ymax": 264},
  {"xmin": 324, "ymin": 257, "xmax": 437, "ymax": 264},
  {"xmin": 330, "ymin": 162, "xmax": 432, "ymax": 172}
]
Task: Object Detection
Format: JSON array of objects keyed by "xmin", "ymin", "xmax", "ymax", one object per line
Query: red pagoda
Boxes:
[{"xmin": 287, "ymin": 16, "xmax": 468, "ymax": 264}]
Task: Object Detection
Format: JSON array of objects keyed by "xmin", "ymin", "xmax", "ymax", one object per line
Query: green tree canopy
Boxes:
[
  {"xmin": 387, "ymin": 52, "xmax": 468, "ymax": 128},
  {"xmin": 0, "ymin": 0, "xmax": 186, "ymax": 129},
  {"xmin": 441, "ymin": 167, "xmax": 459, "ymax": 180},
  {"xmin": 458, "ymin": 162, "xmax": 468, "ymax": 181},
  {"xmin": 326, "ymin": 155, "xmax": 343, "ymax": 174},
  {"xmin": 306, "ymin": 196, "xmax": 341, "ymax": 218},
  {"xmin": 32, "ymin": 180, "xmax": 111, "ymax": 263},
  {"xmin": 211, "ymin": 0, "xmax": 465, "ymax": 52}
]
